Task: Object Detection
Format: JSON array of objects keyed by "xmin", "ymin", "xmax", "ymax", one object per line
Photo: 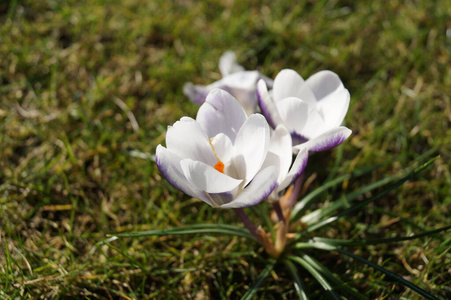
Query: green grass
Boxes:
[{"xmin": 1, "ymin": 0, "xmax": 450, "ymax": 298}]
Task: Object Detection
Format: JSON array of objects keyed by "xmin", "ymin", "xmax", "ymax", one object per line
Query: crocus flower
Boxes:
[
  {"xmin": 156, "ymin": 89, "xmax": 279, "ymax": 208},
  {"xmin": 257, "ymin": 69, "xmax": 352, "ymax": 153},
  {"xmin": 261, "ymin": 125, "xmax": 309, "ymax": 201},
  {"xmin": 183, "ymin": 51, "xmax": 273, "ymax": 115}
]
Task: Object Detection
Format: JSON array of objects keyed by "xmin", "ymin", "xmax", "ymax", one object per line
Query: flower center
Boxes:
[
  {"xmin": 214, "ymin": 161, "xmax": 224, "ymax": 173},
  {"xmin": 210, "ymin": 137, "xmax": 225, "ymax": 174}
]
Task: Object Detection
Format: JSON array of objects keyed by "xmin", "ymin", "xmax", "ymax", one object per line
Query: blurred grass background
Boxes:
[{"xmin": 0, "ymin": 0, "xmax": 450, "ymax": 298}]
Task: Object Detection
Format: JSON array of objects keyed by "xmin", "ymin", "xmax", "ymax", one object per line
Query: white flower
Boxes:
[
  {"xmin": 183, "ymin": 51, "xmax": 273, "ymax": 115},
  {"xmin": 257, "ymin": 69, "xmax": 352, "ymax": 153},
  {"xmin": 261, "ymin": 125, "xmax": 309, "ymax": 201},
  {"xmin": 156, "ymin": 89, "xmax": 279, "ymax": 208}
]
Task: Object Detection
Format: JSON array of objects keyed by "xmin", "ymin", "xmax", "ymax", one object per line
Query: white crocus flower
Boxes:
[
  {"xmin": 183, "ymin": 51, "xmax": 273, "ymax": 115},
  {"xmin": 156, "ymin": 89, "xmax": 278, "ymax": 208},
  {"xmin": 261, "ymin": 125, "xmax": 309, "ymax": 201},
  {"xmin": 257, "ymin": 69, "xmax": 352, "ymax": 153}
]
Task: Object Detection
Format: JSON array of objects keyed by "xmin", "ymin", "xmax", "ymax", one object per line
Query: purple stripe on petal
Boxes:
[
  {"xmin": 290, "ymin": 131, "xmax": 309, "ymax": 145},
  {"xmin": 155, "ymin": 151, "xmax": 189, "ymax": 194},
  {"xmin": 308, "ymin": 129, "xmax": 351, "ymax": 152},
  {"xmin": 220, "ymin": 166, "xmax": 278, "ymax": 208},
  {"xmin": 289, "ymin": 152, "xmax": 308, "ymax": 186},
  {"xmin": 257, "ymin": 84, "xmax": 277, "ymax": 129},
  {"xmin": 240, "ymin": 180, "xmax": 278, "ymax": 208}
]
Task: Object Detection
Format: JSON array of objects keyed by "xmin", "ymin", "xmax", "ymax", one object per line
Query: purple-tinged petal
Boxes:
[
  {"xmin": 155, "ymin": 145, "xmax": 213, "ymax": 206},
  {"xmin": 183, "ymin": 82, "xmax": 210, "ymax": 105},
  {"xmin": 196, "ymin": 89, "xmax": 247, "ymax": 142},
  {"xmin": 257, "ymin": 79, "xmax": 283, "ymax": 129},
  {"xmin": 180, "ymin": 159, "xmax": 242, "ymax": 194},
  {"xmin": 294, "ymin": 127, "xmax": 352, "ymax": 152},
  {"xmin": 220, "ymin": 166, "xmax": 278, "ymax": 208},
  {"xmin": 290, "ymin": 131, "xmax": 309, "ymax": 145},
  {"xmin": 278, "ymin": 147, "xmax": 308, "ymax": 191}
]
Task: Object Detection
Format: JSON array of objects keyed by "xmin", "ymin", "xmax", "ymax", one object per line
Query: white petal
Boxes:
[
  {"xmin": 232, "ymin": 114, "xmax": 270, "ymax": 185},
  {"xmin": 209, "ymin": 72, "xmax": 261, "ymax": 115},
  {"xmin": 278, "ymin": 147, "xmax": 308, "ymax": 191},
  {"xmin": 165, "ymin": 117, "xmax": 217, "ymax": 166},
  {"xmin": 220, "ymin": 71, "xmax": 260, "ymax": 90},
  {"xmin": 306, "ymin": 70, "xmax": 344, "ymax": 101},
  {"xmin": 196, "ymin": 89, "xmax": 247, "ymax": 143},
  {"xmin": 293, "ymin": 127, "xmax": 352, "ymax": 152},
  {"xmin": 273, "ymin": 69, "xmax": 316, "ymax": 105},
  {"xmin": 257, "ymin": 79, "xmax": 283, "ymax": 128},
  {"xmin": 316, "ymin": 88, "xmax": 350, "ymax": 129},
  {"xmin": 297, "ymin": 104, "xmax": 329, "ymax": 139},
  {"xmin": 210, "ymin": 133, "xmax": 234, "ymax": 166},
  {"xmin": 224, "ymin": 88, "xmax": 257, "ymax": 115},
  {"xmin": 180, "ymin": 159, "xmax": 242, "ymax": 194},
  {"xmin": 275, "ymin": 97, "xmax": 309, "ymax": 136},
  {"xmin": 155, "ymin": 145, "xmax": 213, "ymax": 206},
  {"xmin": 219, "ymin": 51, "xmax": 245, "ymax": 77},
  {"xmin": 220, "ymin": 166, "xmax": 278, "ymax": 208},
  {"xmin": 262, "ymin": 125, "xmax": 292, "ymax": 185}
]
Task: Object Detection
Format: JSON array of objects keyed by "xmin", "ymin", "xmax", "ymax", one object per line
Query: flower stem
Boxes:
[
  {"xmin": 234, "ymin": 208, "xmax": 261, "ymax": 242},
  {"xmin": 287, "ymin": 175, "xmax": 303, "ymax": 209},
  {"xmin": 272, "ymin": 201, "xmax": 286, "ymax": 224}
]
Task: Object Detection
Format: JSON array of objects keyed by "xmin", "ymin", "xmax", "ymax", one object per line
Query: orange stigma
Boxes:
[
  {"xmin": 214, "ymin": 161, "xmax": 225, "ymax": 173},
  {"xmin": 210, "ymin": 137, "xmax": 225, "ymax": 173}
]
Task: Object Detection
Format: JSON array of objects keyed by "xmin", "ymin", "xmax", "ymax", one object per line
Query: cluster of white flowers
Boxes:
[{"xmin": 157, "ymin": 52, "xmax": 351, "ymax": 209}]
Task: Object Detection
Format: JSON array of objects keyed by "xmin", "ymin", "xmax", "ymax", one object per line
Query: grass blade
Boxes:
[
  {"xmin": 111, "ymin": 224, "xmax": 255, "ymax": 240},
  {"xmin": 241, "ymin": 261, "xmax": 276, "ymax": 300},
  {"xmin": 311, "ymin": 225, "xmax": 451, "ymax": 246},
  {"xmin": 291, "ymin": 164, "xmax": 383, "ymax": 222},
  {"xmin": 283, "ymin": 259, "xmax": 308, "ymax": 300},
  {"xmin": 300, "ymin": 254, "xmax": 368, "ymax": 300},
  {"xmin": 300, "ymin": 173, "xmax": 398, "ymax": 225},
  {"xmin": 336, "ymin": 248, "xmax": 438, "ymax": 300},
  {"xmin": 289, "ymin": 255, "xmax": 340, "ymax": 300},
  {"xmin": 304, "ymin": 157, "xmax": 437, "ymax": 233}
]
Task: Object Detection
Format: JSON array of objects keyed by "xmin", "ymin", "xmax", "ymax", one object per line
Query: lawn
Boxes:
[{"xmin": 1, "ymin": 0, "xmax": 450, "ymax": 298}]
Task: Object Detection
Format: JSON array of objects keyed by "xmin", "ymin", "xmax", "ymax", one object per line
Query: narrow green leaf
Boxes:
[
  {"xmin": 283, "ymin": 259, "xmax": 308, "ymax": 300},
  {"xmin": 291, "ymin": 164, "xmax": 382, "ymax": 222},
  {"xmin": 111, "ymin": 224, "xmax": 255, "ymax": 240},
  {"xmin": 304, "ymin": 157, "xmax": 438, "ymax": 233},
  {"xmin": 301, "ymin": 254, "xmax": 368, "ymax": 300},
  {"xmin": 337, "ymin": 249, "xmax": 439, "ymax": 300},
  {"xmin": 241, "ymin": 261, "xmax": 275, "ymax": 300},
  {"xmin": 289, "ymin": 255, "xmax": 340, "ymax": 300},
  {"xmin": 311, "ymin": 225, "xmax": 451, "ymax": 246},
  {"xmin": 300, "ymin": 173, "xmax": 398, "ymax": 225},
  {"xmin": 294, "ymin": 241, "xmax": 337, "ymax": 251}
]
